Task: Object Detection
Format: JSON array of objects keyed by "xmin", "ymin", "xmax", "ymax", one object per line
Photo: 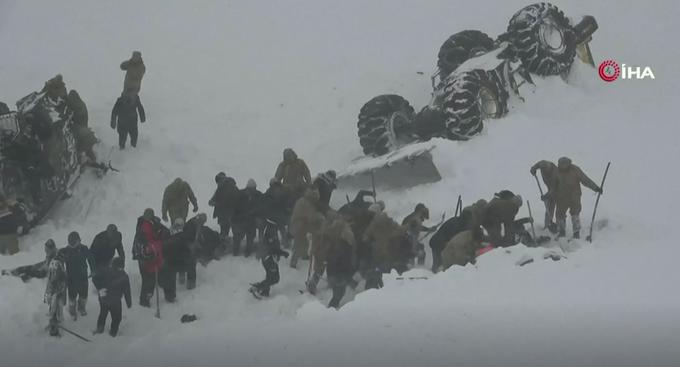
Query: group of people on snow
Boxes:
[{"xmin": 1, "ymin": 49, "xmax": 605, "ymax": 340}]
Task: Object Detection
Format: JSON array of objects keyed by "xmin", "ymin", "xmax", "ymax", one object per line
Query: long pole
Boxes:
[
  {"xmin": 454, "ymin": 195, "xmax": 462, "ymax": 217},
  {"xmin": 370, "ymin": 170, "xmax": 377, "ymax": 203},
  {"xmin": 59, "ymin": 325, "xmax": 91, "ymax": 342},
  {"xmin": 587, "ymin": 162, "xmax": 611, "ymax": 243},
  {"xmin": 527, "ymin": 200, "xmax": 537, "ymax": 245},
  {"xmin": 154, "ymin": 270, "xmax": 161, "ymax": 319}
]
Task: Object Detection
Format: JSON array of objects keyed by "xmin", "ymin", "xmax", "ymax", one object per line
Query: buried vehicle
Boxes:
[
  {"xmin": 0, "ymin": 80, "xmax": 99, "ymax": 231},
  {"xmin": 339, "ymin": 3, "xmax": 598, "ymax": 190}
]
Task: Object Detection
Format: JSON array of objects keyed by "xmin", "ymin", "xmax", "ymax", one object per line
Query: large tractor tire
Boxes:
[
  {"xmin": 357, "ymin": 95, "xmax": 415, "ymax": 156},
  {"xmin": 506, "ymin": 2, "xmax": 577, "ymax": 76},
  {"xmin": 440, "ymin": 70, "xmax": 508, "ymax": 140},
  {"xmin": 437, "ymin": 30, "xmax": 495, "ymax": 79}
]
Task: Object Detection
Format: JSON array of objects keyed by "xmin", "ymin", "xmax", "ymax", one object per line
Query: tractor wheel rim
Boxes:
[
  {"xmin": 539, "ymin": 19, "xmax": 566, "ymax": 53},
  {"xmin": 478, "ymin": 86, "xmax": 499, "ymax": 118}
]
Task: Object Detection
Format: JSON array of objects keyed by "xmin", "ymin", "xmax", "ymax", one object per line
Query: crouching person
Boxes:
[
  {"xmin": 93, "ymin": 257, "xmax": 131, "ymax": 337},
  {"xmin": 250, "ymin": 218, "xmax": 289, "ymax": 298},
  {"xmin": 44, "ymin": 249, "xmax": 67, "ymax": 337}
]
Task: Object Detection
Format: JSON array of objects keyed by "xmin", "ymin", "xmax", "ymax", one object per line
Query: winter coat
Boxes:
[
  {"xmin": 429, "ymin": 212, "xmax": 471, "ymax": 251},
  {"xmin": 289, "ymin": 189, "xmax": 324, "ymax": 236},
  {"xmin": 44, "ymin": 256, "xmax": 67, "ymax": 305},
  {"xmin": 0, "ymin": 208, "xmax": 17, "ymax": 236},
  {"xmin": 90, "ymin": 230, "xmax": 125, "ymax": 270},
  {"xmin": 162, "ymin": 179, "xmax": 198, "ymax": 221},
  {"xmin": 233, "ymin": 187, "xmax": 264, "ymax": 227},
  {"xmin": 320, "ymin": 217, "xmax": 356, "ymax": 276},
  {"xmin": 209, "ymin": 179, "xmax": 240, "ymax": 222},
  {"xmin": 483, "ymin": 196, "xmax": 522, "ymax": 246},
  {"xmin": 261, "ymin": 182, "xmax": 291, "ymax": 224},
  {"xmin": 441, "ymin": 230, "xmax": 481, "ymax": 270},
  {"xmin": 0, "ymin": 101, "xmax": 9, "ymax": 114},
  {"xmin": 95, "ymin": 267, "xmax": 132, "ymax": 307},
  {"xmin": 133, "ymin": 217, "xmax": 166, "ymax": 273},
  {"xmin": 41, "ymin": 75, "xmax": 67, "ymax": 100},
  {"xmin": 111, "ymin": 94, "xmax": 145, "ymax": 128},
  {"xmin": 363, "ymin": 212, "xmax": 409, "ymax": 270},
  {"xmin": 312, "ymin": 173, "xmax": 336, "ymax": 207},
  {"xmin": 121, "ymin": 56, "xmax": 146, "ymax": 95},
  {"xmin": 61, "ymin": 244, "xmax": 94, "ymax": 281},
  {"xmin": 531, "ymin": 160, "xmax": 559, "ymax": 196},
  {"xmin": 274, "ymin": 150, "xmax": 311, "ymax": 194},
  {"xmin": 401, "ymin": 208, "xmax": 430, "ymax": 237},
  {"xmin": 262, "ymin": 220, "xmax": 289, "ymax": 260},
  {"xmin": 555, "ymin": 158, "xmax": 599, "ymax": 206},
  {"xmin": 66, "ymin": 90, "xmax": 88, "ymax": 128}
]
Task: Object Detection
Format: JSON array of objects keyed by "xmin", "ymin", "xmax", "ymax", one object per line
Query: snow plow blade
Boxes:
[{"xmin": 337, "ymin": 144, "xmax": 441, "ymax": 190}]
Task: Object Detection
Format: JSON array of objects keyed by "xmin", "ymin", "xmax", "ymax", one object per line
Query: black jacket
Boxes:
[
  {"xmin": 312, "ymin": 173, "xmax": 337, "ymax": 206},
  {"xmin": 62, "ymin": 244, "xmax": 94, "ymax": 281},
  {"xmin": 233, "ymin": 187, "xmax": 264, "ymax": 226},
  {"xmin": 90, "ymin": 231, "xmax": 125, "ymax": 269},
  {"xmin": 209, "ymin": 180, "xmax": 240, "ymax": 220},
  {"xmin": 94, "ymin": 267, "xmax": 132, "ymax": 307},
  {"xmin": 429, "ymin": 211, "xmax": 472, "ymax": 251},
  {"xmin": 261, "ymin": 183, "xmax": 291, "ymax": 224},
  {"xmin": 111, "ymin": 94, "xmax": 145, "ymax": 127}
]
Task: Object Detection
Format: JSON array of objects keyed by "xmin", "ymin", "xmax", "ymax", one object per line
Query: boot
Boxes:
[
  {"xmin": 49, "ymin": 324, "xmax": 61, "ymax": 337},
  {"xmin": 306, "ymin": 272, "xmax": 321, "ymax": 295},
  {"xmin": 178, "ymin": 272, "xmax": 186, "ymax": 285},
  {"xmin": 93, "ymin": 325, "xmax": 105, "ymax": 334},
  {"xmin": 547, "ymin": 223, "xmax": 558, "ymax": 234},
  {"xmin": 573, "ymin": 231, "xmax": 580, "ymax": 239},
  {"xmin": 77, "ymin": 298, "xmax": 87, "ymax": 316},
  {"xmin": 186, "ymin": 279, "xmax": 196, "ymax": 290}
]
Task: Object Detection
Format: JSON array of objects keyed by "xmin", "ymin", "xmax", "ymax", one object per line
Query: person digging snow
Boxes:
[
  {"xmin": 62, "ymin": 231, "xmax": 95, "ymax": 320},
  {"xmin": 401, "ymin": 203, "xmax": 436, "ymax": 266},
  {"xmin": 554, "ymin": 157, "xmax": 601, "ymax": 239},
  {"xmin": 531, "ymin": 160, "xmax": 560, "ymax": 233}
]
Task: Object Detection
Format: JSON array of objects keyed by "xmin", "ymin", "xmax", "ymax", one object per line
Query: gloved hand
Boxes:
[
  {"xmin": 530, "ymin": 167, "xmax": 537, "ymax": 176},
  {"xmin": 595, "ymin": 186, "xmax": 603, "ymax": 194},
  {"xmin": 110, "ymin": 119, "xmax": 116, "ymax": 129},
  {"xmin": 541, "ymin": 193, "xmax": 550, "ymax": 201},
  {"xmin": 162, "ymin": 214, "xmax": 168, "ymax": 222},
  {"xmin": 193, "ymin": 206, "xmax": 198, "ymax": 213},
  {"xmin": 98, "ymin": 288, "xmax": 108, "ymax": 299}
]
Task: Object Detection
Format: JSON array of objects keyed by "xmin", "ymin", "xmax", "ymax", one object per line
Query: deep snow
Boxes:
[{"xmin": 1, "ymin": 0, "xmax": 679, "ymax": 366}]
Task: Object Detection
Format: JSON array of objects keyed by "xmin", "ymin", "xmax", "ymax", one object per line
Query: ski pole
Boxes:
[
  {"xmin": 58, "ymin": 325, "xmax": 91, "ymax": 342},
  {"xmin": 527, "ymin": 200, "xmax": 537, "ymax": 245},
  {"xmin": 454, "ymin": 195, "xmax": 462, "ymax": 217},
  {"xmin": 154, "ymin": 270, "xmax": 161, "ymax": 319},
  {"xmin": 587, "ymin": 162, "xmax": 611, "ymax": 243}
]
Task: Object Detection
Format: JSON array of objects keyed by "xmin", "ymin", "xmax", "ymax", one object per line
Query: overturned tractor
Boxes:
[
  {"xmin": 342, "ymin": 3, "xmax": 598, "ymax": 189},
  {"xmin": 0, "ymin": 77, "xmax": 97, "ymax": 230}
]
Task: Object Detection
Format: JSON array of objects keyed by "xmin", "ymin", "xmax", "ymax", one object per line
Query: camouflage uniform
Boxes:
[
  {"xmin": 162, "ymin": 178, "xmax": 198, "ymax": 224},
  {"xmin": 441, "ymin": 228, "xmax": 483, "ymax": 270},
  {"xmin": 274, "ymin": 148, "xmax": 311, "ymax": 205},
  {"xmin": 555, "ymin": 157, "xmax": 601, "ymax": 238},
  {"xmin": 289, "ymin": 188, "xmax": 324, "ymax": 268},
  {"xmin": 121, "ymin": 51, "xmax": 146, "ymax": 96}
]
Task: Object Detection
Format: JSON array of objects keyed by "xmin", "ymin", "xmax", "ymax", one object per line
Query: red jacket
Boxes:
[{"xmin": 140, "ymin": 220, "xmax": 164, "ymax": 273}]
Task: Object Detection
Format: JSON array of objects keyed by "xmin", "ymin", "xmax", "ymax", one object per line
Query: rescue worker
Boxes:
[
  {"xmin": 288, "ymin": 187, "xmax": 324, "ymax": 269},
  {"xmin": 120, "ymin": 51, "xmax": 146, "ymax": 96},
  {"xmin": 554, "ymin": 157, "xmax": 602, "ymax": 239},
  {"xmin": 441, "ymin": 226, "xmax": 484, "ymax": 270},
  {"xmin": 312, "ymin": 170, "xmax": 337, "ymax": 210},
  {"xmin": 93, "ymin": 257, "xmax": 131, "ymax": 337},
  {"xmin": 62, "ymin": 231, "xmax": 95, "ymax": 319},
  {"xmin": 41, "ymin": 74, "xmax": 67, "ymax": 100},
  {"xmin": 45, "ymin": 249, "xmax": 67, "ymax": 337},
  {"xmin": 209, "ymin": 173, "xmax": 240, "ymax": 240},
  {"xmin": 232, "ymin": 179, "xmax": 263, "ymax": 257},
  {"xmin": 274, "ymin": 148, "xmax": 311, "ymax": 206},
  {"xmin": 363, "ymin": 201, "xmax": 411, "ymax": 276},
  {"xmin": 482, "ymin": 191, "xmax": 523, "ymax": 247},
  {"xmin": 111, "ymin": 93, "xmax": 146, "ymax": 149},
  {"xmin": 162, "ymin": 178, "xmax": 198, "ymax": 225},
  {"xmin": 133, "ymin": 209, "xmax": 167, "ymax": 307},
  {"xmin": 401, "ymin": 203, "xmax": 435, "ymax": 266},
  {"xmin": 90, "ymin": 224, "xmax": 125, "ymax": 274},
  {"xmin": 531, "ymin": 160, "xmax": 559, "ymax": 232},
  {"xmin": 249, "ymin": 218, "xmax": 289, "ymax": 298}
]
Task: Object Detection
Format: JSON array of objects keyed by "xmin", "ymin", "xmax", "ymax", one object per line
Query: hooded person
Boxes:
[
  {"xmin": 41, "ymin": 74, "xmax": 67, "ymax": 100},
  {"xmin": 93, "ymin": 257, "xmax": 131, "ymax": 337},
  {"xmin": 111, "ymin": 93, "xmax": 145, "ymax": 149},
  {"xmin": 288, "ymin": 187, "xmax": 324, "ymax": 269},
  {"xmin": 274, "ymin": 148, "xmax": 311, "ymax": 205},
  {"xmin": 3, "ymin": 239, "xmax": 57, "ymax": 281},
  {"xmin": 121, "ymin": 51, "xmax": 146, "ymax": 96},
  {"xmin": 232, "ymin": 179, "xmax": 264, "ymax": 257},
  {"xmin": 531, "ymin": 160, "xmax": 560, "ymax": 232},
  {"xmin": 45, "ymin": 248, "xmax": 67, "ymax": 337},
  {"xmin": 555, "ymin": 157, "xmax": 601, "ymax": 239},
  {"xmin": 441, "ymin": 226, "xmax": 484, "ymax": 270},
  {"xmin": 209, "ymin": 173, "xmax": 241, "ymax": 240},
  {"xmin": 90, "ymin": 224, "xmax": 125, "ymax": 274},
  {"xmin": 363, "ymin": 201, "xmax": 411, "ymax": 274},
  {"xmin": 312, "ymin": 170, "xmax": 337, "ymax": 209},
  {"xmin": 482, "ymin": 191, "xmax": 524, "ymax": 247},
  {"xmin": 401, "ymin": 203, "xmax": 435, "ymax": 266},
  {"xmin": 133, "ymin": 208, "xmax": 168, "ymax": 307},
  {"xmin": 66, "ymin": 89, "xmax": 88, "ymax": 128},
  {"xmin": 61, "ymin": 231, "xmax": 95, "ymax": 319},
  {"xmin": 162, "ymin": 178, "xmax": 198, "ymax": 224}
]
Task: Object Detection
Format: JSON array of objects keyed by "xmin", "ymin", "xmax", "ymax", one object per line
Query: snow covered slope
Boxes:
[{"xmin": 1, "ymin": 0, "xmax": 679, "ymax": 366}]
